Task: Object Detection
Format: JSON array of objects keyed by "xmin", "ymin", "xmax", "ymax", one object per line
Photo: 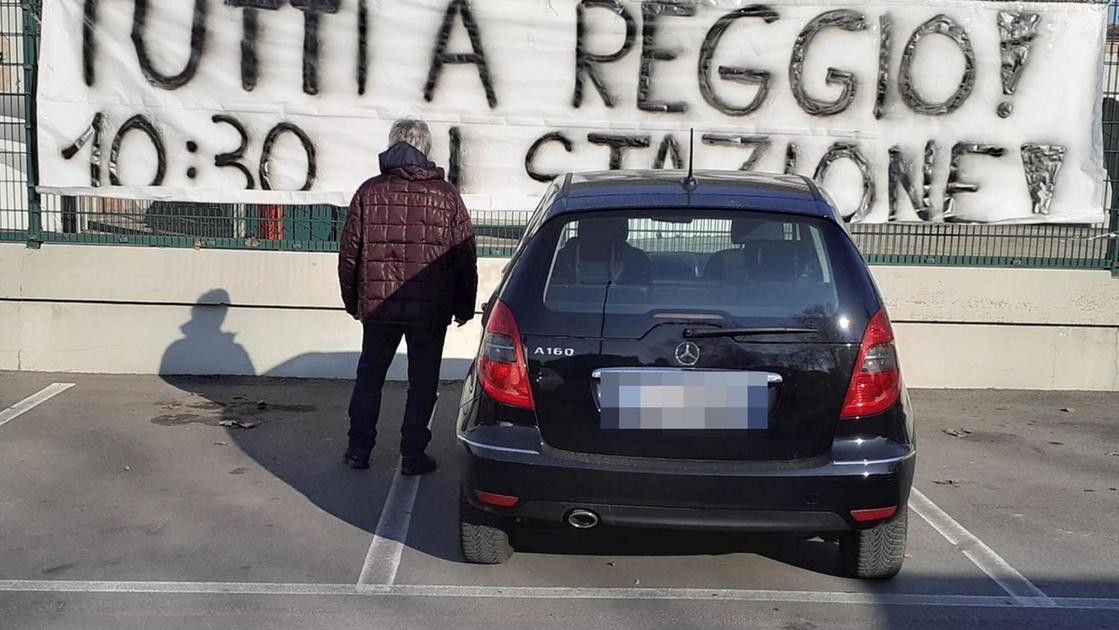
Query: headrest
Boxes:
[
  {"xmin": 751, "ymin": 239, "xmax": 802, "ymax": 281},
  {"xmin": 578, "ymin": 218, "xmax": 630, "ymax": 249},
  {"xmin": 731, "ymin": 218, "xmax": 766, "ymax": 244}
]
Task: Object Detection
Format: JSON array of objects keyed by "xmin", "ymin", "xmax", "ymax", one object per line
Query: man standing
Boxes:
[{"xmin": 338, "ymin": 119, "xmax": 478, "ymax": 475}]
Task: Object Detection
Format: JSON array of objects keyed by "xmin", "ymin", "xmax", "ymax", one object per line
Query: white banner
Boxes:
[{"xmin": 37, "ymin": 0, "xmax": 1107, "ymax": 223}]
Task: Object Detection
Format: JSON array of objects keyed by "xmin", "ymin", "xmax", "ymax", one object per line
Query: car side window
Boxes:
[{"xmin": 504, "ymin": 183, "xmax": 558, "ymax": 270}]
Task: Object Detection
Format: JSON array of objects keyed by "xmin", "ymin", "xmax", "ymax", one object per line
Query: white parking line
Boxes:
[
  {"xmin": 909, "ymin": 488, "xmax": 1056, "ymax": 607},
  {"xmin": 0, "ymin": 580, "xmax": 1115, "ymax": 610},
  {"xmin": 356, "ymin": 398, "xmax": 439, "ymax": 587},
  {"xmin": 0, "ymin": 580, "xmax": 369, "ymax": 596},
  {"xmin": 0, "ymin": 383, "xmax": 75, "ymax": 429},
  {"xmin": 356, "ymin": 470, "xmax": 421, "ymax": 588}
]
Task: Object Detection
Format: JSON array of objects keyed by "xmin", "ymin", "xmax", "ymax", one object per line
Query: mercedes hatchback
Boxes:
[{"xmin": 456, "ymin": 171, "xmax": 915, "ymax": 579}]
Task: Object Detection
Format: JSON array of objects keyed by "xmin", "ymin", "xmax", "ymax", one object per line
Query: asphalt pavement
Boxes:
[{"xmin": 0, "ymin": 372, "xmax": 1116, "ymax": 629}]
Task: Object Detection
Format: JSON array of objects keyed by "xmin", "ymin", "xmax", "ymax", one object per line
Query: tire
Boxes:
[
  {"xmin": 459, "ymin": 492, "xmax": 514, "ymax": 565},
  {"xmin": 840, "ymin": 505, "xmax": 908, "ymax": 580}
]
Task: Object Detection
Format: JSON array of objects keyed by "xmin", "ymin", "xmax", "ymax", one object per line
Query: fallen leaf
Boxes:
[
  {"xmin": 932, "ymin": 477, "xmax": 970, "ymax": 487},
  {"xmin": 943, "ymin": 428, "xmax": 973, "ymax": 439},
  {"xmin": 1060, "ymin": 407, "xmax": 1075, "ymax": 413},
  {"xmin": 606, "ymin": 562, "xmax": 615, "ymax": 567},
  {"xmin": 1084, "ymin": 489, "xmax": 1096, "ymax": 493},
  {"xmin": 219, "ymin": 420, "xmax": 260, "ymax": 430},
  {"xmin": 1107, "ymin": 451, "xmax": 1119, "ymax": 457},
  {"xmin": 212, "ymin": 441, "xmax": 228, "ymax": 446},
  {"xmin": 633, "ymin": 579, "xmax": 641, "ymax": 586},
  {"xmin": 1048, "ymin": 441, "xmax": 1065, "ymax": 446},
  {"xmin": 123, "ymin": 466, "xmax": 131, "ymax": 472},
  {"xmin": 256, "ymin": 401, "xmax": 268, "ymax": 410}
]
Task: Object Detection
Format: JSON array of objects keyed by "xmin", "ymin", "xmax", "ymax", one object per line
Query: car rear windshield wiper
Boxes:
[{"xmin": 683, "ymin": 327, "xmax": 818, "ymax": 339}]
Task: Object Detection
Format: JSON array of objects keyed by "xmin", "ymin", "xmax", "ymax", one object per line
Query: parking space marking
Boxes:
[
  {"xmin": 909, "ymin": 489, "xmax": 1055, "ymax": 607},
  {"xmin": 0, "ymin": 580, "xmax": 1116, "ymax": 610},
  {"xmin": 356, "ymin": 471, "xmax": 421, "ymax": 588},
  {"xmin": 0, "ymin": 383, "xmax": 75, "ymax": 429},
  {"xmin": 0, "ymin": 580, "xmax": 371, "ymax": 596},
  {"xmin": 357, "ymin": 398, "xmax": 439, "ymax": 587},
  {"xmin": 389, "ymin": 586, "xmax": 1089, "ymax": 609}
]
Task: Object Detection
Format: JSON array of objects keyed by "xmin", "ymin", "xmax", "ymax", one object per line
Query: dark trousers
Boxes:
[{"xmin": 347, "ymin": 322, "xmax": 448, "ymax": 459}]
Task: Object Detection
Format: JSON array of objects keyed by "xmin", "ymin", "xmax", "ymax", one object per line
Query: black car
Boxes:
[{"xmin": 456, "ymin": 170, "xmax": 915, "ymax": 579}]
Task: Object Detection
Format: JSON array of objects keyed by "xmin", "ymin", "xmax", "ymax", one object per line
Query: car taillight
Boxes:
[
  {"xmin": 840, "ymin": 308, "xmax": 901, "ymax": 419},
  {"xmin": 479, "ymin": 300, "xmax": 535, "ymax": 409}
]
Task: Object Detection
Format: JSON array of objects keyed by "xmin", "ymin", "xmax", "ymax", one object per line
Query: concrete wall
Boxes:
[
  {"xmin": 872, "ymin": 267, "xmax": 1119, "ymax": 391},
  {"xmin": 0, "ymin": 243, "xmax": 504, "ymax": 381},
  {"xmin": 1, "ymin": 242, "xmax": 1117, "ymax": 390}
]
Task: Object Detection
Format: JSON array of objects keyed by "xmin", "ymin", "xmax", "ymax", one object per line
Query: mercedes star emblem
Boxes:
[{"xmin": 675, "ymin": 341, "xmax": 701, "ymax": 367}]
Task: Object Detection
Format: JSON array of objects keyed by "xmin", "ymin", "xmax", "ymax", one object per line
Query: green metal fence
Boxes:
[
  {"xmin": 1101, "ymin": 13, "xmax": 1119, "ymax": 275},
  {"xmin": 2, "ymin": 0, "xmax": 1117, "ymax": 273},
  {"xmin": 0, "ymin": 0, "xmax": 30, "ymax": 243}
]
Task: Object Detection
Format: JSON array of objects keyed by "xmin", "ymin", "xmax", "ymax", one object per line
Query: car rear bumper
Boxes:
[{"xmin": 459, "ymin": 426, "xmax": 915, "ymax": 533}]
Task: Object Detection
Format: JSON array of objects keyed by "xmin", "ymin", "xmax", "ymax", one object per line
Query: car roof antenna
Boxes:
[{"xmin": 682, "ymin": 128, "xmax": 698, "ymax": 193}]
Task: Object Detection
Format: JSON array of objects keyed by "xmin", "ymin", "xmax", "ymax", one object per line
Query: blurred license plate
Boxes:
[{"xmin": 597, "ymin": 370, "xmax": 771, "ymax": 430}]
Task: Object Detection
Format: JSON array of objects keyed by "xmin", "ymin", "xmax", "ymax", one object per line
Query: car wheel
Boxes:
[
  {"xmin": 459, "ymin": 491, "xmax": 514, "ymax": 564},
  {"xmin": 840, "ymin": 505, "xmax": 908, "ymax": 579}
]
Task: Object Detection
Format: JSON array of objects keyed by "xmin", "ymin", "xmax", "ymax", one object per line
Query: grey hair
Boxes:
[{"xmin": 389, "ymin": 119, "xmax": 432, "ymax": 157}]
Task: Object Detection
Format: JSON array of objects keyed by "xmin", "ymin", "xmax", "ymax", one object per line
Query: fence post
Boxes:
[
  {"xmin": 20, "ymin": 0, "xmax": 41, "ymax": 248},
  {"xmin": 1110, "ymin": 210, "xmax": 1119, "ymax": 278}
]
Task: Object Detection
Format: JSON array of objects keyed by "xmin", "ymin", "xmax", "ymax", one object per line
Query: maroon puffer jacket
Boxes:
[{"xmin": 338, "ymin": 142, "xmax": 477, "ymax": 326}]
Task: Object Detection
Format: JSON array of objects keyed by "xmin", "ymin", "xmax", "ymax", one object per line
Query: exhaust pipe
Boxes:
[{"xmin": 567, "ymin": 509, "xmax": 600, "ymax": 529}]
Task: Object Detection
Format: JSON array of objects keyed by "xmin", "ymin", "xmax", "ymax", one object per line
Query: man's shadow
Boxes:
[{"xmin": 160, "ymin": 289, "xmax": 256, "ymax": 377}]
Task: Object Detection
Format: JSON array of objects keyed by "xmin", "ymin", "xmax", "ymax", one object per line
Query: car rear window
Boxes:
[{"xmin": 543, "ymin": 211, "xmax": 840, "ymax": 321}]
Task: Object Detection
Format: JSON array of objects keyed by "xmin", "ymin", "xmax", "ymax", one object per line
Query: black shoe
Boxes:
[
  {"xmin": 401, "ymin": 453, "xmax": 437, "ymax": 476},
  {"xmin": 343, "ymin": 450, "xmax": 370, "ymax": 470}
]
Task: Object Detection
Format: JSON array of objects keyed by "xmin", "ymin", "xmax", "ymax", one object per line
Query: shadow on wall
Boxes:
[
  {"xmin": 159, "ymin": 289, "xmax": 257, "ymax": 377},
  {"xmin": 158, "ymin": 288, "xmax": 473, "ymax": 380},
  {"xmin": 158, "ymin": 288, "xmax": 358, "ymax": 379}
]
